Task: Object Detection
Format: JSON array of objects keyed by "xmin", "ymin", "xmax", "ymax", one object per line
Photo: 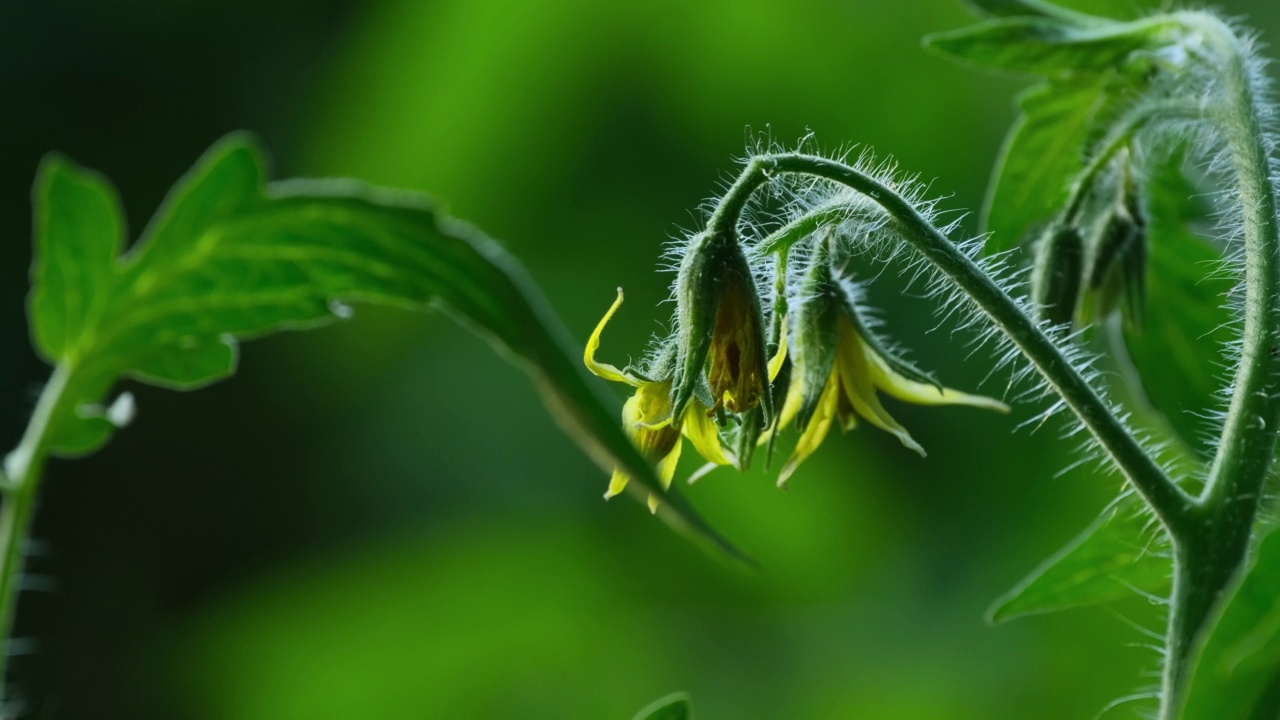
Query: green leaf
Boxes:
[
  {"xmin": 981, "ymin": 76, "xmax": 1105, "ymax": 253},
  {"xmin": 987, "ymin": 497, "xmax": 1169, "ymax": 623},
  {"xmin": 963, "ymin": 0, "xmax": 1161, "ymax": 21},
  {"xmin": 1121, "ymin": 151, "xmax": 1233, "ymax": 460},
  {"xmin": 30, "ymin": 157, "xmax": 125, "ymax": 362},
  {"xmin": 1182, "ymin": 525, "xmax": 1280, "ymax": 720},
  {"xmin": 632, "ymin": 692, "xmax": 692, "ymax": 720},
  {"xmin": 29, "ymin": 134, "xmax": 747, "ymax": 562},
  {"xmin": 924, "ymin": 16, "xmax": 1177, "ymax": 75}
]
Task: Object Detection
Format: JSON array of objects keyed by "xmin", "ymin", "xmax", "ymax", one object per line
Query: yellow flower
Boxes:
[
  {"xmin": 775, "ymin": 313, "xmax": 1008, "ymax": 486},
  {"xmin": 585, "ymin": 289, "xmax": 734, "ymax": 511}
]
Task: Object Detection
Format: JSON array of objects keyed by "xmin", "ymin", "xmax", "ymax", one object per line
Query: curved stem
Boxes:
[
  {"xmin": 716, "ymin": 152, "xmax": 1196, "ymax": 533},
  {"xmin": 1158, "ymin": 13, "xmax": 1280, "ymax": 717},
  {"xmin": 0, "ymin": 363, "xmax": 74, "ymax": 698}
]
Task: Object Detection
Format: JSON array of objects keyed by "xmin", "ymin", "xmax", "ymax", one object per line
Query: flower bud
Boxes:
[
  {"xmin": 1032, "ymin": 224, "xmax": 1085, "ymax": 326},
  {"xmin": 671, "ymin": 231, "xmax": 773, "ymax": 423},
  {"xmin": 1085, "ymin": 189, "xmax": 1147, "ymax": 330}
]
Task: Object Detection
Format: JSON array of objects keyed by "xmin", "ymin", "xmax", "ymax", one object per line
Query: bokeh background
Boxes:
[{"xmin": 3, "ymin": 1, "xmax": 1278, "ymax": 718}]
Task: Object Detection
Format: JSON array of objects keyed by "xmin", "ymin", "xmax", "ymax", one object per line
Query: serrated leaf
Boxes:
[
  {"xmin": 988, "ymin": 497, "xmax": 1170, "ymax": 623},
  {"xmin": 1122, "ymin": 151, "xmax": 1232, "ymax": 460},
  {"xmin": 924, "ymin": 16, "xmax": 1176, "ymax": 75},
  {"xmin": 1181, "ymin": 526, "xmax": 1280, "ymax": 720},
  {"xmin": 981, "ymin": 76, "xmax": 1105, "ymax": 253},
  {"xmin": 29, "ymin": 134, "xmax": 747, "ymax": 563},
  {"xmin": 632, "ymin": 692, "xmax": 692, "ymax": 720}
]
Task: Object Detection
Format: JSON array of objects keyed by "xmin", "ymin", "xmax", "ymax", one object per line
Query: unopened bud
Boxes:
[
  {"xmin": 1032, "ymin": 224, "xmax": 1084, "ymax": 326},
  {"xmin": 1085, "ymin": 188, "xmax": 1147, "ymax": 330}
]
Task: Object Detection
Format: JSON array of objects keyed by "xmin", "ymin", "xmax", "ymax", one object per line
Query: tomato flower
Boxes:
[{"xmin": 585, "ymin": 290, "xmax": 734, "ymax": 511}]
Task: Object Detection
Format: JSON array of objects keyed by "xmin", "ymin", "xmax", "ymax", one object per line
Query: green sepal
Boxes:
[
  {"xmin": 733, "ymin": 407, "xmax": 763, "ymax": 472},
  {"xmin": 789, "ymin": 244, "xmax": 841, "ymax": 432}
]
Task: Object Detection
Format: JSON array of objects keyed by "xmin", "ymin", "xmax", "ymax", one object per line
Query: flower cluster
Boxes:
[{"xmin": 584, "ymin": 177, "xmax": 1010, "ymax": 506}]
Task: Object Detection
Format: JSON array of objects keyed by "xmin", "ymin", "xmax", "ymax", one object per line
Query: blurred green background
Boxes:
[{"xmin": 3, "ymin": 1, "xmax": 1278, "ymax": 718}]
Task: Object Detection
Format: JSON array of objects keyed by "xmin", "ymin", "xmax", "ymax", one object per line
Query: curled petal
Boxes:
[
  {"xmin": 866, "ymin": 349, "xmax": 1009, "ymax": 413},
  {"xmin": 585, "ymin": 289, "xmax": 639, "ymax": 386},
  {"xmin": 837, "ymin": 328, "xmax": 926, "ymax": 457}
]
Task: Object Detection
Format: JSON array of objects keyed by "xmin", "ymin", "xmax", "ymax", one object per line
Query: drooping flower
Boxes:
[
  {"xmin": 670, "ymin": 231, "xmax": 773, "ymax": 422},
  {"xmin": 775, "ymin": 244, "xmax": 1008, "ymax": 486},
  {"xmin": 585, "ymin": 289, "xmax": 734, "ymax": 511}
]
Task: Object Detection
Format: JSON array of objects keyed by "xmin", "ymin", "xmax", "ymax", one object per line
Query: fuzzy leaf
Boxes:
[
  {"xmin": 1121, "ymin": 152, "xmax": 1232, "ymax": 460},
  {"xmin": 29, "ymin": 134, "xmax": 746, "ymax": 562},
  {"xmin": 632, "ymin": 693, "xmax": 693, "ymax": 720},
  {"xmin": 981, "ymin": 76, "xmax": 1105, "ymax": 253},
  {"xmin": 1181, "ymin": 525, "xmax": 1280, "ymax": 720},
  {"xmin": 924, "ymin": 16, "xmax": 1176, "ymax": 75},
  {"xmin": 987, "ymin": 498, "xmax": 1169, "ymax": 623}
]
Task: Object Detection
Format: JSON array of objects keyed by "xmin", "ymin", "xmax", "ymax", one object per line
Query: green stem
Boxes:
[
  {"xmin": 0, "ymin": 363, "xmax": 74, "ymax": 697},
  {"xmin": 715, "ymin": 152, "xmax": 1196, "ymax": 532},
  {"xmin": 1158, "ymin": 13, "xmax": 1280, "ymax": 717}
]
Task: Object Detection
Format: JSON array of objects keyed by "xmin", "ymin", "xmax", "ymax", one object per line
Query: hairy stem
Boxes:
[
  {"xmin": 0, "ymin": 363, "xmax": 73, "ymax": 698},
  {"xmin": 1158, "ymin": 13, "xmax": 1280, "ymax": 717},
  {"xmin": 716, "ymin": 153, "xmax": 1196, "ymax": 533}
]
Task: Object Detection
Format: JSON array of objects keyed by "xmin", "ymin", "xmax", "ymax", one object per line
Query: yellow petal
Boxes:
[
  {"xmin": 837, "ymin": 327, "xmax": 926, "ymax": 457},
  {"xmin": 865, "ymin": 347, "xmax": 1009, "ymax": 413},
  {"xmin": 585, "ymin": 289, "xmax": 640, "ymax": 386},
  {"xmin": 767, "ymin": 319, "xmax": 789, "ymax": 382},
  {"xmin": 756, "ymin": 371, "xmax": 803, "ymax": 447},
  {"xmin": 648, "ymin": 440, "xmax": 683, "ymax": 513},
  {"xmin": 682, "ymin": 403, "xmax": 734, "ymax": 466},
  {"xmin": 631, "ymin": 379, "xmax": 676, "ymax": 429},
  {"xmin": 778, "ymin": 366, "xmax": 840, "ymax": 487},
  {"xmin": 605, "ymin": 468, "xmax": 628, "ymax": 499}
]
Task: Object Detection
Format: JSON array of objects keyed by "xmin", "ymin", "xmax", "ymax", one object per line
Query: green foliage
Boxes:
[
  {"xmin": 963, "ymin": 0, "xmax": 1161, "ymax": 19},
  {"xmin": 978, "ymin": 76, "xmax": 1105, "ymax": 254},
  {"xmin": 932, "ymin": 3, "xmax": 1242, "ymax": 641},
  {"xmin": 924, "ymin": 16, "xmax": 1176, "ymax": 75},
  {"xmin": 1181, "ymin": 526, "xmax": 1280, "ymax": 719},
  {"xmin": 1123, "ymin": 152, "xmax": 1234, "ymax": 460},
  {"xmin": 633, "ymin": 692, "xmax": 693, "ymax": 720},
  {"xmin": 27, "ymin": 134, "xmax": 741, "ymax": 559},
  {"xmin": 987, "ymin": 498, "xmax": 1167, "ymax": 623}
]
